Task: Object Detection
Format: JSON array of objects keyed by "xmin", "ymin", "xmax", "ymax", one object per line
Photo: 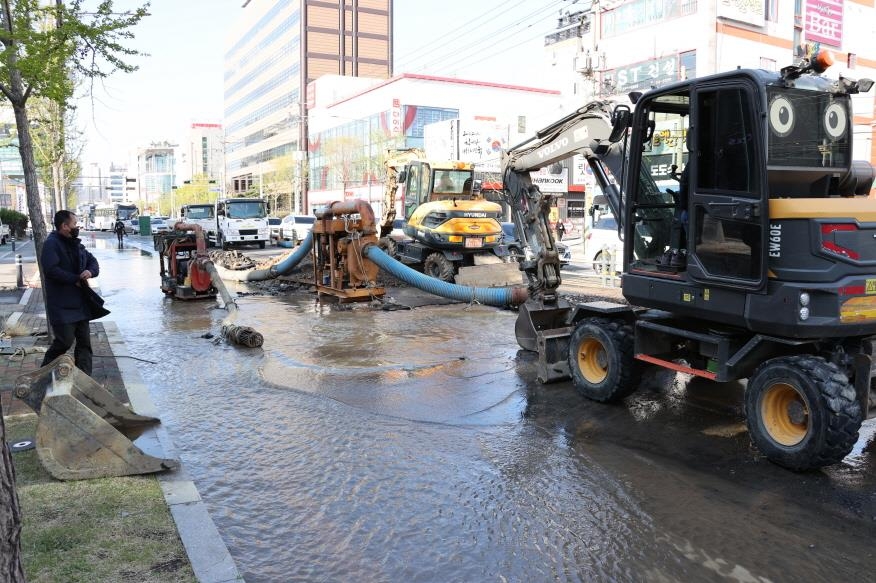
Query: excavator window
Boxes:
[
  {"xmin": 690, "ymin": 86, "xmax": 763, "ymax": 283},
  {"xmin": 404, "ymin": 164, "xmax": 422, "ymax": 219},
  {"xmin": 696, "ymin": 89, "xmax": 758, "ymax": 195}
]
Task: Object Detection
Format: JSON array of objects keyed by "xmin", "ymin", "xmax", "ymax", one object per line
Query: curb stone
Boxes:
[{"xmin": 103, "ymin": 320, "xmax": 244, "ymax": 583}]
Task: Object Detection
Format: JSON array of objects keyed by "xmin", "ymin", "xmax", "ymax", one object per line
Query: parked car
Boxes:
[
  {"xmin": 500, "ymin": 222, "xmax": 570, "ymax": 267},
  {"xmin": 389, "ymin": 218, "xmax": 407, "ymax": 240},
  {"xmin": 129, "ymin": 218, "xmax": 139, "ymax": 234},
  {"xmin": 279, "ymin": 214, "xmax": 316, "ymax": 244},
  {"xmin": 585, "ymin": 213, "xmax": 622, "ymax": 273},
  {"xmin": 267, "ymin": 217, "xmax": 282, "ymax": 241},
  {"xmin": 150, "ymin": 217, "xmax": 170, "ymax": 235}
]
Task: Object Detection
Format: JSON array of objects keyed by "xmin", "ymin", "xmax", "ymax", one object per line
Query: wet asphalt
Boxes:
[{"xmin": 89, "ymin": 232, "xmax": 876, "ymax": 583}]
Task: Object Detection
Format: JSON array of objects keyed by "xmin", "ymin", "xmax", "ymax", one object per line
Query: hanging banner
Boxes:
[{"xmin": 805, "ymin": 0, "xmax": 843, "ymax": 47}]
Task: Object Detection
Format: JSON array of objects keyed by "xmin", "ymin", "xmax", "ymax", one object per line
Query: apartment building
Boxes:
[{"xmin": 224, "ymin": 0, "xmax": 392, "ymax": 210}]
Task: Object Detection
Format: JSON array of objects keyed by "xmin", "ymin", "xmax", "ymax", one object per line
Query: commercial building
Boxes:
[
  {"xmin": 180, "ymin": 123, "xmax": 225, "ymax": 189},
  {"xmin": 544, "ymin": 0, "xmax": 876, "ymax": 211},
  {"xmin": 304, "ymin": 73, "xmax": 563, "ymax": 215},
  {"xmin": 134, "ymin": 143, "xmax": 177, "ymax": 215},
  {"xmin": 224, "ymin": 0, "xmax": 392, "ymax": 211}
]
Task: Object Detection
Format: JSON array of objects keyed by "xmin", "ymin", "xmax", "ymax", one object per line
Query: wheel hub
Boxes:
[
  {"xmin": 578, "ymin": 338, "xmax": 608, "ymax": 384},
  {"xmin": 761, "ymin": 382, "xmax": 809, "ymax": 446}
]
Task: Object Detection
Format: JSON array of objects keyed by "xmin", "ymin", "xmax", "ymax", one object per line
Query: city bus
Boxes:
[{"xmin": 93, "ymin": 203, "xmax": 139, "ymax": 231}]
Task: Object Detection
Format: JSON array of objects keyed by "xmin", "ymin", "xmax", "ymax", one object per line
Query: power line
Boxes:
[
  {"xmin": 402, "ymin": 0, "xmax": 568, "ymax": 78},
  {"xmin": 394, "ymin": 0, "xmax": 527, "ymax": 69}
]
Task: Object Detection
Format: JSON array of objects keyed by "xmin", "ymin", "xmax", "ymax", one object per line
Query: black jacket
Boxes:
[{"xmin": 41, "ymin": 231, "xmax": 100, "ymax": 324}]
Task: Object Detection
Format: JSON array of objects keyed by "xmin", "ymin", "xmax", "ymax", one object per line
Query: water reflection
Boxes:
[{"xmin": 87, "ymin": 235, "xmax": 876, "ymax": 583}]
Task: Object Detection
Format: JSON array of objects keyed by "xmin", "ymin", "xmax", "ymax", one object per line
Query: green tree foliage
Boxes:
[
  {"xmin": 0, "ymin": 207, "xmax": 27, "ymax": 235},
  {"xmin": 156, "ymin": 174, "xmax": 217, "ymax": 216},
  {"xmin": 0, "ymin": 0, "xmax": 148, "ymax": 247}
]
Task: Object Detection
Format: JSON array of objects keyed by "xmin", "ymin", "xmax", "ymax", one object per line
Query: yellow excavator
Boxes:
[{"xmin": 378, "ymin": 148, "xmax": 518, "ymax": 284}]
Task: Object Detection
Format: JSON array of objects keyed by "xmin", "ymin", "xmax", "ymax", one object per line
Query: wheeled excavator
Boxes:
[
  {"xmin": 378, "ymin": 148, "xmax": 518, "ymax": 284},
  {"xmin": 503, "ymin": 50, "xmax": 876, "ymax": 470}
]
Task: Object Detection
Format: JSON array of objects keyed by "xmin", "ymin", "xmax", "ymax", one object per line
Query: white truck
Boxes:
[
  {"xmin": 214, "ymin": 197, "xmax": 270, "ymax": 250},
  {"xmin": 179, "ymin": 203, "xmax": 217, "ymax": 243}
]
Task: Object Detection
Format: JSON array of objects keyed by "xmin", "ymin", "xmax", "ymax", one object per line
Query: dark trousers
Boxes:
[
  {"xmin": 116, "ymin": 231, "xmax": 124, "ymax": 244},
  {"xmin": 41, "ymin": 320, "xmax": 93, "ymax": 376}
]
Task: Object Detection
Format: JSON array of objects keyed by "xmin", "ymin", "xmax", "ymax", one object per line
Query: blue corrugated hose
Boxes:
[{"xmin": 364, "ymin": 244, "xmax": 524, "ymax": 307}]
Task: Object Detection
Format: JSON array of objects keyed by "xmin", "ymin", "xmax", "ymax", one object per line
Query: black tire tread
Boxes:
[
  {"xmin": 424, "ymin": 252, "xmax": 455, "ymax": 282},
  {"xmin": 568, "ymin": 317, "xmax": 641, "ymax": 403},
  {"xmin": 746, "ymin": 355, "xmax": 862, "ymax": 471}
]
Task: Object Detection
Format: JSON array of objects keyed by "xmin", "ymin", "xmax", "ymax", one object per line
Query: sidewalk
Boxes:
[{"xmin": 0, "ymin": 251, "xmax": 243, "ymax": 583}]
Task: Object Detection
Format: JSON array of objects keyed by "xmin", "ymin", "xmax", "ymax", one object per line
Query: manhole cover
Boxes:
[{"xmin": 8, "ymin": 439, "xmax": 35, "ymax": 452}]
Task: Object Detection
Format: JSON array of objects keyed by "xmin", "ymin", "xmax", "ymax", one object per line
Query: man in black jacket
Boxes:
[
  {"xmin": 40, "ymin": 210, "xmax": 101, "ymax": 375},
  {"xmin": 113, "ymin": 219, "xmax": 126, "ymax": 246}
]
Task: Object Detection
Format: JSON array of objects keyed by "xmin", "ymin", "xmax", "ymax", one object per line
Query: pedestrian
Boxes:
[
  {"xmin": 556, "ymin": 220, "xmax": 566, "ymax": 241},
  {"xmin": 40, "ymin": 210, "xmax": 103, "ymax": 376},
  {"xmin": 113, "ymin": 218, "xmax": 126, "ymax": 246}
]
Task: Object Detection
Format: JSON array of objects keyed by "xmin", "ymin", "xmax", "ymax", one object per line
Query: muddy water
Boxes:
[{"xmin": 92, "ymin": 236, "xmax": 876, "ymax": 582}]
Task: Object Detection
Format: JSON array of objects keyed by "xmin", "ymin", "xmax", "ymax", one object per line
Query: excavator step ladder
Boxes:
[{"xmin": 13, "ymin": 355, "xmax": 178, "ymax": 481}]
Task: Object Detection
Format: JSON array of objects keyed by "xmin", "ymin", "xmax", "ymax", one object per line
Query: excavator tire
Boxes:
[
  {"xmin": 424, "ymin": 252, "xmax": 455, "ymax": 282},
  {"xmin": 377, "ymin": 237, "xmax": 398, "ymax": 258},
  {"xmin": 506, "ymin": 245, "xmax": 522, "ymax": 263},
  {"xmin": 568, "ymin": 317, "xmax": 640, "ymax": 402},
  {"xmin": 745, "ymin": 355, "xmax": 862, "ymax": 471}
]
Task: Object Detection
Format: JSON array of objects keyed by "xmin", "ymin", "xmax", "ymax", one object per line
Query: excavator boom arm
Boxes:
[{"xmin": 501, "ymin": 100, "xmax": 626, "ymax": 299}]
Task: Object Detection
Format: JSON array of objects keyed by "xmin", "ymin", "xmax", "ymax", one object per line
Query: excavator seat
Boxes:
[{"xmin": 13, "ymin": 355, "xmax": 178, "ymax": 481}]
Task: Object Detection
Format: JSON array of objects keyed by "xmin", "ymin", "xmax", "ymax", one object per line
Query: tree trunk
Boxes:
[{"xmin": 0, "ymin": 403, "xmax": 26, "ymax": 582}]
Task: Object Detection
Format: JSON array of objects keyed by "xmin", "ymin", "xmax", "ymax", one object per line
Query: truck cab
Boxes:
[
  {"xmin": 214, "ymin": 198, "xmax": 269, "ymax": 250},
  {"xmin": 180, "ymin": 203, "xmax": 217, "ymax": 244}
]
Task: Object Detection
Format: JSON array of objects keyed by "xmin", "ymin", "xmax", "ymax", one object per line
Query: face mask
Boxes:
[{"xmin": 70, "ymin": 227, "xmax": 80, "ymax": 238}]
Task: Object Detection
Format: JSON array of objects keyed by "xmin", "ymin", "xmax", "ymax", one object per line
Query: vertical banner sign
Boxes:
[
  {"xmin": 459, "ymin": 121, "xmax": 508, "ymax": 173},
  {"xmin": 391, "ymin": 99, "xmax": 403, "ymax": 136},
  {"xmin": 805, "ymin": 0, "xmax": 843, "ymax": 47}
]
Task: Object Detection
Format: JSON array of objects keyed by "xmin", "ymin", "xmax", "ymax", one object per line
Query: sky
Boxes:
[{"xmin": 78, "ymin": 0, "xmax": 569, "ymax": 166}]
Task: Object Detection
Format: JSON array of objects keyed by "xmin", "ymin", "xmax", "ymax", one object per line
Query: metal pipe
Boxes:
[
  {"xmin": 315, "ymin": 199, "xmax": 376, "ymax": 233},
  {"xmin": 172, "ymin": 221, "xmax": 207, "ymax": 256}
]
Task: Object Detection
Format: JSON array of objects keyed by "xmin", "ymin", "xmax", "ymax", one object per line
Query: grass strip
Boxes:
[{"xmin": 6, "ymin": 414, "xmax": 196, "ymax": 583}]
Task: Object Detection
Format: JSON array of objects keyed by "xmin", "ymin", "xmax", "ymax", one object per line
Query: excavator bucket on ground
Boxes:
[{"xmin": 13, "ymin": 355, "xmax": 178, "ymax": 481}]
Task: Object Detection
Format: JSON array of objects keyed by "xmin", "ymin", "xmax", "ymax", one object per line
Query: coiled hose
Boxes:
[
  {"xmin": 222, "ymin": 323, "xmax": 264, "ymax": 347},
  {"xmin": 364, "ymin": 245, "xmax": 528, "ymax": 307}
]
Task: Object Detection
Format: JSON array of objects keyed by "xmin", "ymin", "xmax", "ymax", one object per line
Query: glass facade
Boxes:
[{"xmin": 308, "ymin": 106, "xmax": 458, "ymax": 191}]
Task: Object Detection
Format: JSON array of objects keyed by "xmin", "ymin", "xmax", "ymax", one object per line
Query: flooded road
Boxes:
[{"xmin": 90, "ymin": 234, "xmax": 876, "ymax": 582}]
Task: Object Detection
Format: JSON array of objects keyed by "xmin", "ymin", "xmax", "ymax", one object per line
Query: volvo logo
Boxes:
[
  {"xmin": 537, "ymin": 138, "xmax": 569, "ymax": 159},
  {"xmin": 468, "ymin": 225, "xmax": 482, "ymax": 231}
]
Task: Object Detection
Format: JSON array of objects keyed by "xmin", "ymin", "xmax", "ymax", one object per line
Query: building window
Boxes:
[
  {"xmin": 766, "ymin": 0, "xmax": 779, "ymax": 22},
  {"xmin": 848, "ymin": 53, "xmax": 857, "ymax": 68}
]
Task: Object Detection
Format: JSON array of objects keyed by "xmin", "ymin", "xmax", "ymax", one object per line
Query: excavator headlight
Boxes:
[
  {"xmin": 448, "ymin": 235, "xmax": 463, "ymax": 243},
  {"xmin": 799, "ymin": 292, "xmax": 810, "ymax": 307},
  {"xmin": 799, "ymin": 307, "xmax": 810, "ymax": 321}
]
